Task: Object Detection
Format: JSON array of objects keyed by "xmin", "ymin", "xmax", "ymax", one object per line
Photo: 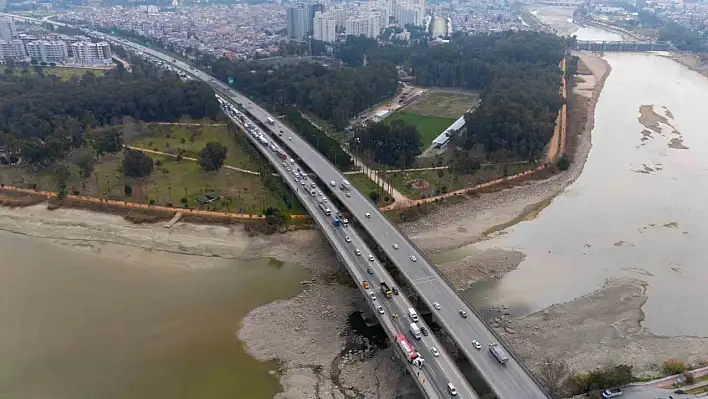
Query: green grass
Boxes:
[
  {"xmin": 404, "ymin": 91, "xmax": 479, "ymax": 119},
  {"xmin": 346, "ymin": 173, "xmax": 394, "ymax": 207},
  {"xmin": 384, "ymin": 111, "xmax": 456, "ymax": 147},
  {"xmin": 1, "ymin": 66, "xmax": 107, "ymax": 80},
  {"xmin": 383, "ymin": 163, "xmax": 532, "ymax": 200},
  {"xmin": 128, "ymin": 123, "xmax": 259, "ymax": 171}
]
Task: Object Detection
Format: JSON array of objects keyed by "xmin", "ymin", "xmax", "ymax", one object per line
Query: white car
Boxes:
[
  {"xmin": 433, "ymin": 302, "xmax": 441, "ymax": 310},
  {"xmin": 345, "ymin": 236, "xmax": 351, "ymax": 243},
  {"xmin": 290, "ymin": 159, "xmax": 295, "ymax": 164},
  {"xmin": 317, "ymin": 190, "xmax": 323, "ymax": 196},
  {"xmin": 286, "ymin": 167, "xmax": 291, "ymax": 171},
  {"xmin": 472, "ymin": 340, "xmax": 482, "ymax": 350},
  {"xmin": 365, "ymin": 213, "xmax": 371, "ymax": 218},
  {"xmin": 369, "ymin": 292, "xmax": 377, "ymax": 301},
  {"xmin": 323, "ymin": 198, "xmax": 327, "ymax": 203},
  {"xmin": 368, "ymin": 255, "xmax": 374, "ymax": 262},
  {"xmin": 311, "ymin": 183, "xmax": 316, "ymax": 188},
  {"xmin": 330, "ymin": 181, "xmax": 336, "ymax": 187},
  {"xmin": 346, "ymin": 192, "xmax": 351, "ymax": 197},
  {"xmin": 355, "ymin": 249, "xmax": 361, "ymax": 256},
  {"xmin": 301, "ymin": 180, "xmax": 306, "ymax": 186},
  {"xmin": 410, "ymin": 255, "xmax": 417, "ymax": 262},
  {"xmin": 377, "ymin": 306, "xmax": 385, "ymax": 315},
  {"xmin": 288, "ymin": 136, "xmax": 292, "ymax": 140},
  {"xmin": 392, "ymin": 244, "xmax": 399, "ymax": 250},
  {"xmin": 431, "ymin": 347, "xmax": 440, "ymax": 357}
]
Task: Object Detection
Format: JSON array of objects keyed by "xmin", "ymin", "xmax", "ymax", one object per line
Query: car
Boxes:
[
  {"xmin": 345, "ymin": 236, "xmax": 351, "ymax": 243},
  {"xmin": 322, "ymin": 198, "xmax": 327, "ymax": 203},
  {"xmin": 355, "ymin": 249, "xmax": 361, "ymax": 256},
  {"xmin": 459, "ymin": 310, "xmax": 468, "ymax": 318},
  {"xmin": 601, "ymin": 388, "xmax": 623, "ymax": 398},
  {"xmin": 377, "ymin": 306, "xmax": 385, "ymax": 315},
  {"xmin": 346, "ymin": 192, "xmax": 351, "ymax": 197},
  {"xmin": 288, "ymin": 136, "xmax": 292, "ymax": 141},
  {"xmin": 431, "ymin": 347, "xmax": 440, "ymax": 357},
  {"xmin": 433, "ymin": 302, "xmax": 441, "ymax": 310},
  {"xmin": 392, "ymin": 287, "xmax": 399, "ymax": 295},
  {"xmin": 290, "ymin": 159, "xmax": 295, "ymax": 164},
  {"xmin": 282, "ymin": 161, "xmax": 287, "ymax": 166},
  {"xmin": 368, "ymin": 255, "xmax": 375, "ymax": 262},
  {"xmin": 286, "ymin": 167, "xmax": 291, "ymax": 171},
  {"xmin": 367, "ymin": 268, "xmax": 374, "ymax": 275},
  {"xmin": 365, "ymin": 213, "xmax": 371, "ymax": 218},
  {"xmin": 294, "ymin": 178, "xmax": 299, "ymax": 183},
  {"xmin": 472, "ymin": 340, "xmax": 482, "ymax": 350},
  {"xmin": 421, "ymin": 326, "xmax": 429, "ymax": 336},
  {"xmin": 447, "ymin": 383, "xmax": 458, "ymax": 396},
  {"xmin": 369, "ymin": 292, "xmax": 376, "ymax": 301},
  {"xmin": 311, "ymin": 183, "xmax": 316, "ymax": 188},
  {"xmin": 410, "ymin": 255, "xmax": 417, "ymax": 262},
  {"xmin": 330, "ymin": 181, "xmax": 336, "ymax": 187},
  {"xmin": 317, "ymin": 190, "xmax": 323, "ymax": 196},
  {"xmin": 392, "ymin": 244, "xmax": 399, "ymax": 250},
  {"xmin": 301, "ymin": 180, "xmax": 306, "ymax": 186},
  {"xmin": 362, "ymin": 281, "xmax": 369, "ymax": 289}
]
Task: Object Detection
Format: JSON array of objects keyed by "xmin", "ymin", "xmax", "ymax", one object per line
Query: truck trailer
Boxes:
[
  {"xmin": 489, "ymin": 343, "xmax": 509, "ymax": 364},
  {"xmin": 396, "ymin": 334, "xmax": 425, "ymax": 368},
  {"xmin": 380, "ymin": 282, "xmax": 393, "ymax": 298}
]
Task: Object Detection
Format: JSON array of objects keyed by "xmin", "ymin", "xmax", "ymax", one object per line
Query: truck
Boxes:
[
  {"xmin": 489, "ymin": 343, "xmax": 509, "ymax": 364},
  {"xmin": 396, "ymin": 334, "xmax": 425, "ymax": 368},
  {"xmin": 340, "ymin": 179, "xmax": 350, "ymax": 190},
  {"xmin": 332, "ymin": 217, "xmax": 341, "ymax": 227},
  {"xmin": 266, "ymin": 117, "xmax": 275, "ymax": 125},
  {"xmin": 380, "ymin": 282, "xmax": 393, "ymax": 298},
  {"xmin": 318, "ymin": 202, "xmax": 331, "ymax": 215},
  {"xmin": 409, "ymin": 323, "xmax": 421, "ymax": 340}
]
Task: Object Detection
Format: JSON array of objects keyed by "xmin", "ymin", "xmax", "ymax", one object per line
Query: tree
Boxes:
[
  {"xmin": 557, "ymin": 154, "xmax": 570, "ymax": 171},
  {"xmin": 537, "ymin": 357, "xmax": 570, "ymax": 398},
  {"xmin": 89, "ymin": 127, "xmax": 124, "ymax": 156},
  {"xmin": 72, "ymin": 147, "xmax": 96, "ymax": 178},
  {"xmin": 122, "ymin": 149, "xmax": 154, "ymax": 178},
  {"xmin": 661, "ymin": 359, "xmax": 686, "ymax": 375},
  {"xmin": 352, "ymin": 120, "xmax": 422, "ymax": 167},
  {"xmin": 124, "ymin": 184, "xmax": 133, "ymax": 196},
  {"xmin": 198, "ymin": 142, "xmax": 228, "ymax": 171}
]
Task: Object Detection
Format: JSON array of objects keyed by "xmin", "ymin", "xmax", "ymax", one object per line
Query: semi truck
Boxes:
[
  {"xmin": 489, "ymin": 343, "xmax": 509, "ymax": 364},
  {"xmin": 380, "ymin": 282, "xmax": 393, "ymax": 298},
  {"xmin": 396, "ymin": 334, "xmax": 425, "ymax": 368}
]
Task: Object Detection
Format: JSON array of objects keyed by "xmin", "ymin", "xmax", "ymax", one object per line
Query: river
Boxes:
[
  {"xmin": 437, "ymin": 25, "xmax": 708, "ymax": 337},
  {"xmin": 0, "ymin": 230, "xmax": 307, "ymax": 398}
]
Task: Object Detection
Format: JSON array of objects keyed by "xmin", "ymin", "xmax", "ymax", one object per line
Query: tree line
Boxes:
[{"xmin": 0, "ymin": 58, "xmax": 220, "ymax": 167}]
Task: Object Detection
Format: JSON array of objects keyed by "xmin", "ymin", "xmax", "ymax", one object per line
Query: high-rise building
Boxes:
[
  {"xmin": 430, "ymin": 15, "xmax": 448, "ymax": 37},
  {"xmin": 0, "ymin": 39, "xmax": 28, "ymax": 62},
  {"xmin": 345, "ymin": 13, "xmax": 381, "ymax": 39},
  {"xmin": 0, "ymin": 17, "xmax": 17, "ymax": 40},
  {"xmin": 313, "ymin": 11, "xmax": 337, "ymax": 43},
  {"xmin": 392, "ymin": 0, "xmax": 425, "ymax": 27},
  {"xmin": 71, "ymin": 41, "xmax": 112, "ymax": 64},
  {"xmin": 27, "ymin": 40, "xmax": 69, "ymax": 63},
  {"xmin": 309, "ymin": 3, "xmax": 325, "ymax": 33},
  {"xmin": 287, "ymin": 5, "xmax": 310, "ymax": 40},
  {"xmin": 0, "ymin": 0, "xmax": 7, "ymax": 12}
]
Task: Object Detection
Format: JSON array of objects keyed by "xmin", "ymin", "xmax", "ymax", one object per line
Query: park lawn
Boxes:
[
  {"xmin": 384, "ymin": 111, "xmax": 456, "ymax": 148},
  {"xmin": 88, "ymin": 153, "xmax": 302, "ymax": 215},
  {"xmin": 346, "ymin": 173, "xmax": 394, "ymax": 207},
  {"xmin": 404, "ymin": 91, "xmax": 479, "ymax": 119},
  {"xmin": 1, "ymin": 66, "xmax": 107, "ymax": 80},
  {"xmin": 128, "ymin": 123, "xmax": 260, "ymax": 171},
  {"xmin": 384, "ymin": 163, "xmax": 532, "ymax": 200}
]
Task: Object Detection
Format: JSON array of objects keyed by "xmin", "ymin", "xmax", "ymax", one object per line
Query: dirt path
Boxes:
[{"xmin": 125, "ymin": 145, "xmax": 261, "ymax": 175}]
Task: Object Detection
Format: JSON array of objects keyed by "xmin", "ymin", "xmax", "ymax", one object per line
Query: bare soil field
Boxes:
[{"xmin": 403, "ymin": 91, "xmax": 479, "ymax": 119}]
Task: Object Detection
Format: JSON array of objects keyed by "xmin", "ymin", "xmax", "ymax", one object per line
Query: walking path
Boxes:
[
  {"xmin": 125, "ymin": 145, "xmax": 261, "ymax": 175},
  {"xmin": 148, "ymin": 122, "xmax": 227, "ymax": 127}
]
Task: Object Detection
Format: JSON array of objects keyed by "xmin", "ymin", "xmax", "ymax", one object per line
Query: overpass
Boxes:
[
  {"xmin": 7, "ymin": 14, "xmax": 551, "ymax": 399},
  {"xmin": 576, "ymin": 40, "xmax": 672, "ymax": 52}
]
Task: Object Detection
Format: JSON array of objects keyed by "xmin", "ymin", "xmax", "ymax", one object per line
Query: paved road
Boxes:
[
  {"xmin": 4, "ymin": 14, "xmax": 537, "ymax": 398},
  {"xmin": 219, "ymin": 101, "xmax": 478, "ymax": 399}
]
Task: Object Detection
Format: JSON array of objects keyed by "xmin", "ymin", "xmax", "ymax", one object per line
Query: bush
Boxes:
[
  {"xmin": 568, "ymin": 364, "xmax": 633, "ymax": 395},
  {"xmin": 124, "ymin": 184, "xmax": 133, "ymax": 196},
  {"xmin": 369, "ymin": 190, "xmax": 380, "ymax": 203},
  {"xmin": 662, "ymin": 360, "xmax": 687, "ymax": 375},
  {"xmin": 557, "ymin": 154, "xmax": 570, "ymax": 171}
]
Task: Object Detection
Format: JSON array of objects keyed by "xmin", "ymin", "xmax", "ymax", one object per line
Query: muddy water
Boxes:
[
  {"xmin": 0, "ymin": 230, "xmax": 306, "ymax": 399},
  {"xmin": 571, "ymin": 26, "xmax": 622, "ymax": 41},
  {"xmin": 441, "ymin": 44, "xmax": 708, "ymax": 337}
]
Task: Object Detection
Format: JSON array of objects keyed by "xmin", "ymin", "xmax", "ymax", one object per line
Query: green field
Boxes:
[
  {"xmin": 129, "ymin": 123, "xmax": 259, "ymax": 171},
  {"xmin": 384, "ymin": 111, "xmax": 456, "ymax": 147},
  {"xmin": 1, "ymin": 66, "xmax": 107, "ymax": 80},
  {"xmin": 346, "ymin": 173, "xmax": 394, "ymax": 207}
]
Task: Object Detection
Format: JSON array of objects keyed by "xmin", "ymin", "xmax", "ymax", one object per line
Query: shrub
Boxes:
[
  {"xmin": 557, "ymin": 154, "xmax": 571, "ymax": 171},
  {"xmin": 662, "ymin": 360, "xmax": 687, "ymax": 375},
  {"xmin": 568, "ymin": 364, "xmax": 633, "ymax": 395},
  {"xmin": 124, "ymin": 184, "xmax": 133, "ymax": 196}
]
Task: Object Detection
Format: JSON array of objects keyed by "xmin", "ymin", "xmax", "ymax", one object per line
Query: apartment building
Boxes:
[
  {"xmin": 27, "ymin": 40, "xmax": 69, "ymax": 63},
  {"xmin": 0, "ymin": 17, "xmax": 16, "ymax": 40},
  {"xmin": 345, "ymin": 13, "xmax": 382, "ymax": 38},
  {"xmin": 71, "ymin": 41, "xmax": 112, "ymax": 64},
  {"xmin": 287, "ymin": 4, "xmax": 310, "ymax": 39},
  {"xmin": 313, "ymin": 11, "xmax": 337, "ymax": 43},
  {"xmin": 0, "ymin": 39, "xmax": 28, "ymax": 62}
]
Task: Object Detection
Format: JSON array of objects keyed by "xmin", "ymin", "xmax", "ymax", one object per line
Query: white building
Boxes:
[
  {"xmin": 392, "ymin": 0, "xmax": 425, "ymax": 27},
  {"xmin": 0, "ymin": 39, "xmax": 28, "ymax": 62},
  {"xmin": 71, "ymin": 41, "xmax": 112, "ymax": 64},
  {"xmin": 27, "ymin": 40, "xmax": 69, "ymax": 64},
  {"xmin": 431, "ymin": 15, "xmax": 448, "ymax": 37},
  {"xmin": 345, "ymin": 12, "xmax": 382, "ymax": 39},
  {"xmin": 0, "ymin": 17, "xmax": 16, "ymax": 40},
  {"xmin": 313, "ymin": 11, "xmax": 337, "ymax": 43}
]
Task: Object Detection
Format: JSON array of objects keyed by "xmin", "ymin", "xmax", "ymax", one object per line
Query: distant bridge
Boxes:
[{"xmin": 576, "ymin": 41, "xmax": 673, "ymax": 52}]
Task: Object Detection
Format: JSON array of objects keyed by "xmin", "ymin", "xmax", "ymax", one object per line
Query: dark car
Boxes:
[
  {"xmin": 421, "ymin": 326, "xmax": 429, "ymax": 336},
  {"xmin": 367, "ymin": 268, "xmax": 374, "ymax": 275},
  {"xmin": 392, "ymin": 287, "xmax": 399, "ymax": 295}
]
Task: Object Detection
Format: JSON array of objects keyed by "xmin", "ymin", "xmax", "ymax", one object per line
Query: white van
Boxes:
[
  {"xmin": 410, "ymin": 323, "xmax": 421, "ymax": 339},
  {"xmin": 408, "ymin": 308, "xmax": 419, "ymax": 322},
  {"xmin": 447, "ymin": 383, "xmax": 458, "ymax": 396}
]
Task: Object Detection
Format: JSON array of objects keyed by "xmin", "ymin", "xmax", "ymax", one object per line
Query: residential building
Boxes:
[
  {"xmin": 71, "ymin": 41, "xmax": 112, "ymax": 64},
  {"xmin": 431, "ymin": 15, "xmax": 448, "ymax": 37},
  {"xmin": 287, "ymin": 4, "xmax": 310, "ymax": 39},
  {"xmin": 309, "ymin": 3, "xmax": 325, "ymax": 33},
  {"xmin": 345, "ymin": 13, "xmax": 381, "ymax": 38},
  {"xmin": 313, "ymin": 11, "xmax": 337, "ymax": 43},
  {"xmin": 0, "ymin": 39, "xmax": 28, "ymax": 62},
  {"xmin": 393, "ymin": 4, "xmax": 424, "ymax": 27},
  {"xmin": 0, "ymin": 17, "xmax": 16, "ymax": 40},
  {"xmin": 27, "ymin": 40, "xmax": 69, "ymax": 63}
]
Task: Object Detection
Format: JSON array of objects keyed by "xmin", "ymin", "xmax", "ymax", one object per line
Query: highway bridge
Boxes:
[
  {"xmin": 576, "ymin": 40, "xmax": 672, "ymax": 52},
  {"xmin": 6, "ymin": 14, "xmax": 550, "ymax": 399}
]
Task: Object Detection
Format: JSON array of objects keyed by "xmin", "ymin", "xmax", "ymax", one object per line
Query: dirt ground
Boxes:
[
  {"xmin": 499, "ymin": 278, "xmax": 708, "ymax": 376},
  {"xmin": 403, "ymin": 91, "xmax": 480, "ymax": 119}
]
